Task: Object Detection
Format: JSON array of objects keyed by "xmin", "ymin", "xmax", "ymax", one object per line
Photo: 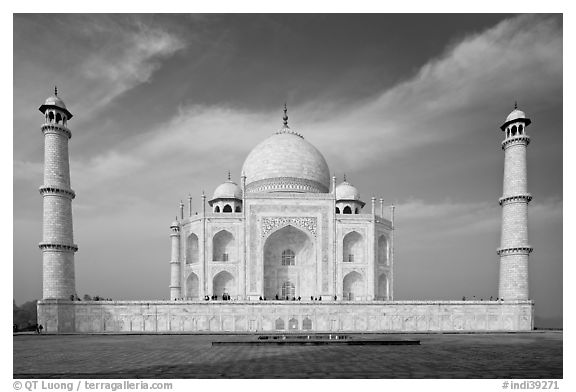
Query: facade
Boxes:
[
  {"xmin": 37, "ymin": 94, "xmax": 534, "ymax": 333},
  {"xmin": 169, "ymin": 107, "xmax": 393, "ymax": 303}
]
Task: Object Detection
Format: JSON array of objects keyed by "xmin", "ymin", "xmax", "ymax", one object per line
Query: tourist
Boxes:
[{"xmin": 38, "ymin": 324, "xmax": 43, "ymax": 334}]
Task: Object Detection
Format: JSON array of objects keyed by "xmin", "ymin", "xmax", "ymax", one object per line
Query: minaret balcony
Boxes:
[
  {"xmin": 41, "ymin": 123, "xmax": 72, "ymax": 139},
  {"xmin": 39, "ymin": 242, "xmax": 78, "ymax": 252},
  {"xmin": 502, "ymin": 135, "xmax": 530, "ymax": 149},
  {"xmin": 499, "ymin": 193, "xmax": 532, "ymax": 205},
  {"xmin": 39, "ymin": 185, "xmax": 75, "ymax": 199},
  {"xmin": 496, "ymin": 246, "xmax": 533, "ymax": 256}
]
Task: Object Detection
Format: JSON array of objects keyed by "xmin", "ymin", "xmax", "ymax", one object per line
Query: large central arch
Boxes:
[{"xmin": 263, "ymin": 225, "xmax": 315, "ymax": 299}]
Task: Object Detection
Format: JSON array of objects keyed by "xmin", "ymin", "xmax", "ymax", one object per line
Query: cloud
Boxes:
[
  {"xmin": 65, "ymin": 14, "xmax": 561, "ymax": 193},
  {"xmin": 79, "ymin": 19, "xmax": 186, "ymax": 109},
  {"xmin": 300, "ymin": 14, "xmax": 562, "ymax": 169}
]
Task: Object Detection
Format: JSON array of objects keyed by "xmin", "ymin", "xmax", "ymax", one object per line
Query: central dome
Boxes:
[{"xmin": 241, "ymin": 109, "xmax": 330, "ymax": 193}]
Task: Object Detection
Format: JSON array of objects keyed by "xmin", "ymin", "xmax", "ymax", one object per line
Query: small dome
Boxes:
[
  {"xmin": 506, "ymin": 109, "xmax": 527, "ymax": 123},
  {"xmin": 212, "ymin": 180, "xmax": 242, "ymax": 200},
  {"xmin": 39, "ymin": 88, "xmax": 73, "ymax": 119},
  {"xmin": 170, "ymin": 220, "xmax": 179, "ymax": 228},
  {"xmin": 44, "ymin": 95, "xmax": 68, "ymax": 110},
  {"xmin": 336, "ymin": 181, "xmax": 361, "ymax": 201}
]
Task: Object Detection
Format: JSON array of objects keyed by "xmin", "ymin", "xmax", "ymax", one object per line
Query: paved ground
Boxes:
[{"xmin": 13, "ymin": 332, "xmax": 562, "ymax": 379}]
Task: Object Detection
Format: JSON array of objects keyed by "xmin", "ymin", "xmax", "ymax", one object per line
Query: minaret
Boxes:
[
  {"xmin": 497, "ymin": 103, "xmax": 533, "ymax": 301},
  {"xmin": 169, "ymin": 219, "xmax": 181, "ymax": 300},
  {"xmin": 38, "ymin": 87, "xmax": 78, "ymax": 299}
]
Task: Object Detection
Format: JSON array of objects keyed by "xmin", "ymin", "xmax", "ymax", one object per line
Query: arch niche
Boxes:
[
  {"xmin": 343, "ymin": 271, "xmax": 365, "ymax": 300},
  {"xmin": 377, "ymin": 273, "xmax": 389, "ymax": 300},
  {"xmin": 263, "ymin": 225, "xmax": 315, "ymax": 299},
  {"xmin": 186, "ymin": 233, "xmax": 199, "ymax": 264},
  {"xmin": 186, "ymin": 272, "xmax": 199, "ymax": 300},
  {"xmin": 213, "ymin": 230, "xmax": 234, "ymax": 261},
  {"xmin": 343, "ymin": 231, "xmax": 364, "ymax": 263},
  {"xmin": 213, "ymin": 270, "xmax": 236, "ymax": 299},
  {"xmin": 378, "ymin": 235, "xmax": 388, "ymax": 265}
]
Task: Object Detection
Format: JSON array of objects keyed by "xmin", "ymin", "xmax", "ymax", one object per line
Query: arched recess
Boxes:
[
  {"xmin": 343, "ymin": 206, "xmax": 352, "ymax": 214},
  {"xmin": 213, "ymin": 270, "xmax": 236, "ymax": 298},
  {"xmin": 235, "ymin": 206, "xmax": 241, "ymax": 212},
  {"xmin": 223, "ymin": 204, "xmax": 232, "ymax": 213},
  {"xmin": 263, "ymin": 225, "xmax": 315, "ymax": 299},
  {"xmin": 186, "ymin": 233, "xmax": 199, "ymax": 264},
  {"xmin": 288, "ymin": 318, "xmax": 299, "ymax": 330},
  {"xmin": 213, "ymin": 230, "xmax": 234, "ymax": 261},
  {"xmin": 186, "ymin": 272, "xmax": 199, "ymax": 300},
  {"xmin": 343, "ymin": 271, "xmax": 364, "ymax": 300},
  {"xmin": 214, "ymin": 206, "xmax": 220, "ymax": 213},
  {"xmin": 378, "ymin": 235, "xmax": 388, "ymax": 265},
  {"xmin": 275, "ymin": 318, "xmax": 285, "ymax": 330},
  {"xmin": 377, "ymin": 273, "xmax": 389, "ymax": 300},
  {"xmin": 343, "ymin": 231, "xmax": 364, "ymax": 263},
  {"xmin": 335, "ymin": 207, "xmax": 340, "ymax": 214}
]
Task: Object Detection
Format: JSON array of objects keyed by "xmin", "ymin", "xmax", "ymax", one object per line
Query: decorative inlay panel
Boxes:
[{"xmin": 261, "ymin": 216, "xmax": 317, "ymax": 238}]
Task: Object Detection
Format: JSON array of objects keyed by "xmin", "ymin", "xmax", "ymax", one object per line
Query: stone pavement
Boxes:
[{"xmin": 13, "ymin": 332, "xmax": 562, "ymax": 379}]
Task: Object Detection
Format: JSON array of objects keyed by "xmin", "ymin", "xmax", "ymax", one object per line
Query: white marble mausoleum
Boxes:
[{"xmin": 169, "ymin": 106, "xmax": 393, "ymax": 303}]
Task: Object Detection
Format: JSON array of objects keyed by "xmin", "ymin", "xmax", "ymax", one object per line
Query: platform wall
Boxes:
[{"xmin": 37, "ymin": 300, "xmax": 534, "ymax": 333}]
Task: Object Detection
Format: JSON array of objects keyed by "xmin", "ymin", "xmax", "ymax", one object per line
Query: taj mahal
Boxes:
[
  {"xmin": 37, "ymin": 91, "xmax": 534, "ymax": 333},
  {"xmin": 168, "ymin": 105, "xmax": 393, "ymax": 304}
]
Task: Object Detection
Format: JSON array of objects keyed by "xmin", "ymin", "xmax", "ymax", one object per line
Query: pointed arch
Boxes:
[
  {"xmin": 223, "ymin": 204, "xmax": 232, "ymax": 213},
  {"xmin": 335, "ymin": 207, "xmax": 340, "ymax": 214},
  {"xmin": 186, "ymin": 233, "xmax": 199, "ymax": 264},
  {"xmin": 213, "ymin": 270, "xmax": 235, "ymax": 299},
  {"xmin": 343, "ymin": 271, "xmax": 364, "ymax": 301},
  {"xmin": 288, "ymin": 317, "xmax": 299, "ymax": 330},
  {"xmin": 263, "ymin": 225, "xmax": 315, "ymax": 299},
  {"xmin": 275, "ymin": 318, "xmax": 285, "ymax": 330},
  {"xmin": 186, "ymin": 272, "xmax": 199, "ymax": 300},
  {"xmin": 214, "ymin": 205, "xmax": 220, "ymax": 213},
  {"xmin": 377, "ymin": 273, "xmax": 389, "ymax": 300},
  {"xmin": 343, "ymin": 206, "xmax": 352, "ymax": 214},
  {"xmin": 213, "ymin": 230, "xmax": 234, "ymax": 261},
  {"xmin": 343, "ymin": 231, "xmax": 364, "ymax": 263},
  {"xmin": 378, "ymin": 235, "xmax": 388, "ymax": 265},
  {"xmin": 511, "ymin": 125, "xmax": 517, "ymax": 136},
  {"xmin": 55, "ymin": 112, "xmax": 62, "ymax": 124}
]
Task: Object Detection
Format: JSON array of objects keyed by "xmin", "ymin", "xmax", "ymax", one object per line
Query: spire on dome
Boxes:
[
  {"xmin": 514, "ymin": 101, "xmax": 518, "ymax": 110},
  {"xmin": 227, "ymin": 170, "xmax": 231, "ymax": 181},
  {"xmin": 343, "ymin": 173, "xmax": 347, "ymax": 182},
  {"xmin": 54, "ymin": 86, "xmax": 58, "ymax": 96},
  {"xmin": 283, "ymin": 103, "xmax": 289, "ymax": 127}
]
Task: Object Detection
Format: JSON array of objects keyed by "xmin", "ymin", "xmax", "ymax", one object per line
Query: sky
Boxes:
[{"xmin": 12, "ymin": 14, "xmax": 563, "ymax": 322}]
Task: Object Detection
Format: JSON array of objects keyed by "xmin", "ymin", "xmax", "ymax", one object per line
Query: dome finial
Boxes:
[
  {"xmin": 227, "ymin": 170, "xmax": 231, "ymax": 181},
  {"xmin": 514, "ymin": 101, "xmax": 518, "ymax": 110},
  {"xmin": 54, "ymin": 86, "xmax": 58, "ymax": 96},
  {"xmin": 283, "ymin": 103, "xmax": 288, "ymax": 127},
  {"xmin": 343, "ymin": 173, "xmax": 347, "ymax": 182}
]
